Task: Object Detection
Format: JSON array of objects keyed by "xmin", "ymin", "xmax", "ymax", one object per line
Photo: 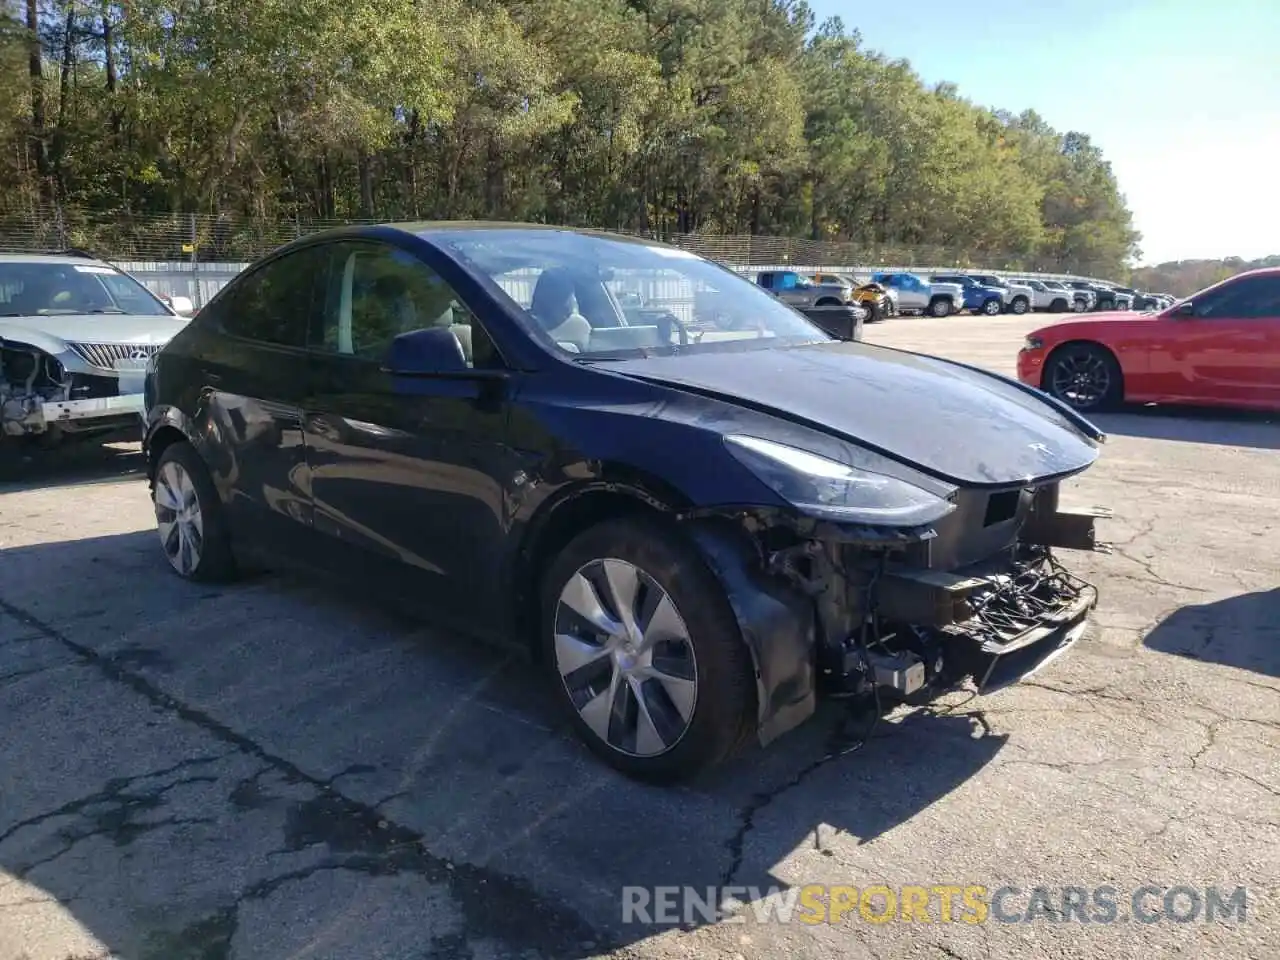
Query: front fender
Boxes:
[{"xmin": 683, "ymin": 517, "xmax": 817, "ymax": 747}]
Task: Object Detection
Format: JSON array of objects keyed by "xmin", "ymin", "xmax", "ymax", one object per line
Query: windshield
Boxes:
[
  {"xmin": 430, "ymin": 229, "xmax": 833, "ymax": 358},
  {"xmin": 0, "ymin": 261, "xmax": 173, "ymax": 317}
]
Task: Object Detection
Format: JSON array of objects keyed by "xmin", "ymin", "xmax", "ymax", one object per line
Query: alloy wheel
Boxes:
[
  {"xmin": 1050, "ymin": 351, "xmax": 1111, "ymax": 409},
  {"xmin": 983, "ymin": 299, "xmax": 1001, "ymax": 315},
  {"xmin": 553, "ymin": 558, "xmax": 698, "ymax": 758},
  {"xmin": 154, "ymin": 459, "xmax": 204, "ymax": 576}
]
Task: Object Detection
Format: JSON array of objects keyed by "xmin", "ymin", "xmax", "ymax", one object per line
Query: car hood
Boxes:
[
  {"xmin": 0, "ymin": 313, "xmax": 187, "ymax": 345},
  {"xmin": 606, "ymin": 340, "xmax": 1100, "ymax": 487},
  {"xmin": 1039, "ymin": 309, "xmax": 1161, "ymax": 330}
]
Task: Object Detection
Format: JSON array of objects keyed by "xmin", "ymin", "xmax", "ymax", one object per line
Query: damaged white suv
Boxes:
[{"xmin": 1, "ymin": 252, "xmax": 190, "ymax": 446}]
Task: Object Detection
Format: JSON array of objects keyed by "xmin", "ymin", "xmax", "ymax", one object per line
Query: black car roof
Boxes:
[{"xmin": 394, "ymin": 220, "xmax": 667, "ymax": 249}]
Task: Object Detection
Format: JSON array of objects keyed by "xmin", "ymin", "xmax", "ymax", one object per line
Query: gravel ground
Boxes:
[{"xmin": 1, "ymin": 313, "xmax": 1276, "ymax": 960}]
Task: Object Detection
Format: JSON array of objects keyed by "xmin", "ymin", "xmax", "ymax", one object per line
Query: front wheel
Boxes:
[
  {"xmin": 982, "ymin": 298, "xmax": 1002, "ymax": 316},
  {"xmin": 1049, "ymin": 298, "xmax": 1069, "ymax": 313},
  {"xmin": 1010, "ymin": 296, "xmax": 1029, "ymax": 315},
  {"xmin": 152, "ymin": 441, "xmax": 237, "ymax": 581},
  {"xmin": 540, "ymin": 517, "xmax": 756, "ymax": 783},
  {"xmin": 929, "ymin": 297, "xmax": 952, "ymax": 318},
  {"xmin": 1071, "ymin": 298, "xmax": 1087, "ymax": 313},
  {"xmin": 1044, "ymin": 343, "xmax": 1123, "ymax": 412}
]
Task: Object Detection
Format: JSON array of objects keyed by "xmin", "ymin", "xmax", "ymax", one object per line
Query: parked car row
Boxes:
[{"xmin": 753, "ymin": 267, "xmax": 1176, "ymax": 320}]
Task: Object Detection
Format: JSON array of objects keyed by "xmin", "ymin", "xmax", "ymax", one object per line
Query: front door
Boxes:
[
  {"xmin": 1161, "ymin": 273, "xmax": 1280, "ymax": 408},
  {"xmin": 299, "ymin": 239, "xmax": 519, "ymax": 632}
]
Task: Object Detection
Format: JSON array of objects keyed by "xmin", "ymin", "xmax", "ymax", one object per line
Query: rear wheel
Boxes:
[
  {"xmin": 1071, "ymin": 298, "xmax": 1087, "ymax": 313},
  {"xmin": 1050, "ymin": 297, "xmax": 1069, "ymax": 313},
  {"xmin": 152, "ymin": 442, "xmax": 237, "ymax": 581},
  {"xmin": 929, "ymin": 297, "xmax": 952, "ymax": 318},
  {"xmin": 1044, "ymin": 343, "xmax": 1123, "ymax": 412},
  {"xmin": 540, "ymin": 517, "xmax": 756, "ymax": 783},
  {"xmin": 981, "ymin": 298, "xmax": 1002, "ymax": 316},
  {"xmin": 1010, "ymin": 296, "xmax": 1030, "ymax": 315}
]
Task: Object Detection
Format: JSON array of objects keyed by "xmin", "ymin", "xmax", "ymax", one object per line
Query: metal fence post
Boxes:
[{"xmin": 189, "ymin": 213, "xmax": 202, "ymax": 309}]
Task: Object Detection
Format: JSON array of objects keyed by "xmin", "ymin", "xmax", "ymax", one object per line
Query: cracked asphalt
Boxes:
[{"xmin": 2, "ymin": 314, "xmax": 1278, "ymax": 960}]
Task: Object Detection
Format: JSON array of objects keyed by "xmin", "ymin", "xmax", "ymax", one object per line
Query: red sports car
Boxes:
[{"xmin": 1017, "ymin": 267, "xmax": 1280, "ymax": 412}]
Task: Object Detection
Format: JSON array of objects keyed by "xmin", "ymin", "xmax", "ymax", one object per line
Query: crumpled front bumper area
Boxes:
[
  {"xmin": 911, "ymin": 555, "xmax": 1100, "ymax": 691},
  {"xmin": 3, "ymin": 391, "xmax": 143, "ymax": 437}
]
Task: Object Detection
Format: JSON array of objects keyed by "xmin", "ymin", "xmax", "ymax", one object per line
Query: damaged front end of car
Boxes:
[
  {"xmin": 1, "ymin": 335, "xmax": 144, "ymax": 443},
  {"xmin": 679, "ymin": 434, "xmax": 1110, "ymax": 747},
  {"xmin": 1, "ymin": 337, "xmax": 72, "ymax": 439}
]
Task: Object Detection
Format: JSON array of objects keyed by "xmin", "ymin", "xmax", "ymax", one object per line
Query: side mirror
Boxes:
[
  {"xmin": 1173, "ymin": 301, "xmax": 1195, "ymax": 317},
  {"xmin": 166, "ymin": 295, "xmax": 195, "ymax": 317},
  {"xmin": 383, "ymin": 326, "xmax": 468, "ymax": 376}
]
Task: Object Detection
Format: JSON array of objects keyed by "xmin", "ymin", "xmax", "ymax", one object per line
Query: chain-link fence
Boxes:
[{"xmin": 0, "ymin": 202, "xmax": 1116, "ymax": 280}]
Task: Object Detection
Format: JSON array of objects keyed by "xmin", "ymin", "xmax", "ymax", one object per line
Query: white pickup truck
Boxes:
[
  {"xmin": 869, "ymin": 272, "xmax": 964, "ymax": 318},
  {"xmin": 1012, "ymin": 278, "xmax": 1075, "ymax": 313},
  {"xmin": 968, "ymin": 274, "xmax": 1035, "ymax": 315}
]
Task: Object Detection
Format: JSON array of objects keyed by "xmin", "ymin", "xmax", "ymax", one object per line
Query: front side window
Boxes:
[
  {"xmin": 313, "ymin": 241, "xmax": 497, "ymax": 368},
  {"xmin": 1191, "ymin": 275, "xmax": 1280, "ymax": 320},
  {"xmin": 0, "ymin": 260, "xmax": 172, "ymax": 317},
  {"xmin": 216, "ymin": 245, "xmax": 329, "ymax": 347},
  {"xmin": 431, "ymin": 229, "xmax": 830, "ymax": 359}
]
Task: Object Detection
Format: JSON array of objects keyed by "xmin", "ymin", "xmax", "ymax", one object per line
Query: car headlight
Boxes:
[
  {"xmin": 1024, "ymin": 335, "xmax": 1044, "ymax": 350},
  {"xmin": 724, "ymin": 435, "xmax": 956, "ymax": 527}
]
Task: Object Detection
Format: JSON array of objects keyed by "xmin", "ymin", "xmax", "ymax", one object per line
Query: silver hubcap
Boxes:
[
  {"xmin": 154, "ymin": 460, "xmax": 204, "ymax": 576},
  {"xmin": 1051, "ymin": 353, "xmax": 1110, "ymax": 408},
  {"xmin": 553, "ymin": 559, "xmax": 698, "ymax": 758},
  {"xmin": 985, "ymin": 301, "xmax": 1000, "ymax": 314}
]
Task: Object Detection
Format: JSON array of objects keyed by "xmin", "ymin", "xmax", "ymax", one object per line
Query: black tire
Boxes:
[
  {"xmin": 1042, "ymin": 343, "xmax": 1123, "ymax": 412},
  {"xmin": 1010, "ymin": 296, "xmax": 1030, "ymax": 315},
  {"xmin": 864, "ymin": 300, "xmax": 883, "ymax": 322},
  {"xmin": 928, "ymin": 297, "xmax": 952, "ymax": 318},
  {"xmin": 1096, "ymin": 298, "xmax": 1114, "ymax": 312},
  {"xmin": 539, "ymin": 516, "xmax": 757, "ymax": 783},
  {"xmin": 152, "ymin": 441, "xmax": 237, "ymax": 582},
  {"xmin": 1050, "ymin": 297, "xmax": 1069, "ymax": 313},
  {"xmin": 981, "ymin": 297, "xmax": 1002, "ymax": 316}
]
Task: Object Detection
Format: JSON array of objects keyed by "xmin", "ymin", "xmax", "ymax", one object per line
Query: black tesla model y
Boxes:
[{"xmin": 143, "ymin": 223, "xmax": 1109, "ymax": 782}]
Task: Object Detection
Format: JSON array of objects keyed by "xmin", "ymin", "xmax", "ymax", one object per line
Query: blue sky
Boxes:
[{"xmin": 807, "ymin": 0, "xmax": 1280, "ymax": 265}]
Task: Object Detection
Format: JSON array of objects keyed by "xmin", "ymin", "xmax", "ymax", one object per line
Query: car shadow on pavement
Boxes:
[
  {"xmin": 0, "ymin": 529, "xmax": 1006, "ymax": 958},
  {"xmin": 0, "ymin": 439, "xmax": 145, "ymax": 491},
  {"xmin": 1092, "ymin": 406, "xmax": 1280, "ymax": 449},
  {"xmin": 1143, "ymin": 588, "xmax": 1280, "ymax": 678}
]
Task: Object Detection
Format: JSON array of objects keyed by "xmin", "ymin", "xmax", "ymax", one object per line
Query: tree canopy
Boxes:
[
  {"xmin": 1130, "ymin": 256, "xmax": 1280, "ymax": 298},
  {"xmin": 2, "ymin": 1, "xmax": 1141, "ymax": 274}
]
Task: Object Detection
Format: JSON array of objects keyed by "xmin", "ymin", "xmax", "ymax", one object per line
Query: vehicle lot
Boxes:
[{"xmin": 2, "ymin": 313, "xmax": 1277, "ymax": 960}]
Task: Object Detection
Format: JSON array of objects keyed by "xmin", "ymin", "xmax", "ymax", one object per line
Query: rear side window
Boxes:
[{"xmin": 215, "ymin": 246, "xmax": 328, "ymax": 348}]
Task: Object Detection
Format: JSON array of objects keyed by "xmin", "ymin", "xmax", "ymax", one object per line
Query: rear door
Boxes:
[
  {"xmin": 190, "ymin": 244, "xmax": 328, "ymax": 556},
  {"xmin": 299, "ymin": 238, "xmax": 519, "ymax": 629}
]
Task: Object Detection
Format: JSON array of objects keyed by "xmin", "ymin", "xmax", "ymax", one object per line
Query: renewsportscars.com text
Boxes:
[{"xmin": 621, "ymin": 884, "xmax": 1250, "ymax": 925}]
